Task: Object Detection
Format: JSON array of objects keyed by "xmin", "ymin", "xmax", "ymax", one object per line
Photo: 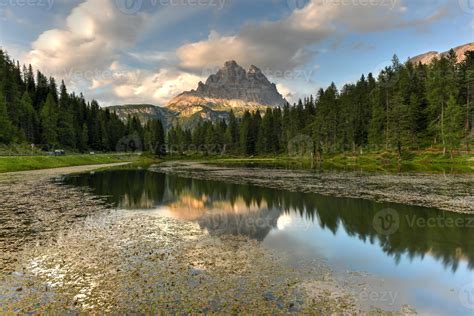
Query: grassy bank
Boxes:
[
  {"xmin": 169, "ymin": 150, "xmax": 474, "ymax": 173},
  {"xmin": 0, "ymin": 154, "xmax": 157, "ymax": 173}
]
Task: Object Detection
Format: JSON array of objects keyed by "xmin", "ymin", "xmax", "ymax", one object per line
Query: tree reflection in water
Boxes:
[{"xmin": 64, "ymin": 169, "xmax": 474, "ymax": 272}]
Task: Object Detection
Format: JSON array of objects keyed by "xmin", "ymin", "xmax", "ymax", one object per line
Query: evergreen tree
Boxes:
[
  {"xmin": 79, "ymin": 123, "xmax": 89, "ymax": 152},
  {"xmin": 18, "ymin": 91, "xmax": 37, "ymax": 143},
  {"xmin": 57, "ymin": 81, "xmax": 76, "ymax": 148},
  {"xmin": 444, "ymin": 95, "xmax": 463, "ymax": 158},
  {"xmin": 387, "ymin": 92, "xmax": 410, "ymax": 157},
  {"xmin": 240, "ymin": 111, "xmax": 253, "ymax": 155},
  {"xmin": 40, "ymin": 93, "xmax": 58, "ymax": 146},
  {"xmin": 0, "ymin": 91, "xmax": 13, "ymax": 144}
]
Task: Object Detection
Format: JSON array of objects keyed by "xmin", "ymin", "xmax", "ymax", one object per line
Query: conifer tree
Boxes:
[
  {"xmin": 445, "ymin": 95, "xmax": 463, "ymax": 158},
  {"xmin": 0, "ymin": 91, "xmax": 13, "ymax": 144},
  {"xmin": 40, "ymin": 93, "xmax": 58, "ymax": 146}
]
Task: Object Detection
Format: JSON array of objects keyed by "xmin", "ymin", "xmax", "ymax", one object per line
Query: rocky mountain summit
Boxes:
[
  {"xmin": 166, "ymin": 60, "xmax": 285, "ymax": 114},
  {"xmin": 409, "ymin": 42, "xmax": 474, "ymax": 65}
]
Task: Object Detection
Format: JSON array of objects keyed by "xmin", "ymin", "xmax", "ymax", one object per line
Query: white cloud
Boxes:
[
  {"xmin": 23, "ymin": 0, "xmax": 213, "ymax": 105},
  {"xmin": 27, "ymin": 0, "xmax": 148, "ymax": 75},
  {"xmin": 176, "ymin": 0, "xmax": 449, "ymax": 73},
  {"xmin": 86, "ymin": 62, "xmax": 204, "ymax": 106},
  {"xmin": 21, "ymin": 0, "xmax": 450, "ymax": 106}
]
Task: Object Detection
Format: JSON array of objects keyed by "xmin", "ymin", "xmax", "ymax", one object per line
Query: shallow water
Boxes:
[{"xmin": 63, "ymin": 168, "xmax": 474, "ymax": 315}]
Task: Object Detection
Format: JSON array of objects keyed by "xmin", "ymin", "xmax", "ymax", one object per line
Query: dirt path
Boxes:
[{"xmin": 154, "ymin": 161, "xmax": 474, "ymax": 213}]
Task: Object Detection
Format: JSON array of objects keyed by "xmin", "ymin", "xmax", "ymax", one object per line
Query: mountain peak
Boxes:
[
  {"xmin": 409, "ymin": 42, "xmax": 474, "ymax": 65},
  {"xmin": 166, "ymin": 61, "xmax": 285, "ymax": 111},
  {"xmin": 224, "ymin": 60, "xmax": 239, "ymax": 68}
]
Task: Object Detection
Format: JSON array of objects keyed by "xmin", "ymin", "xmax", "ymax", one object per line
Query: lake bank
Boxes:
[
  {"xmin": 0, "ymin": 163, "xmax": 130, "ymax": 274},
  {"xmin": 0, "ymin": 154, "xmax": 154, "ymax": 173},
  {"xmin": 154, "ymin": 161, "xmax": 474, "ymax": 213},
  {"xmin": 1, "ymin": 162, "xmax": 472, "ymax": 313},
  {"xmin": 167, "ymin": 150, "xmax": 474, "ymax": 174},
  {"xmin": 0, "ymin": 164, "xmax": 373, "ymax": 314}
]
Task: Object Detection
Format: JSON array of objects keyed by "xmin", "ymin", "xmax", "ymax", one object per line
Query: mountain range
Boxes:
[
  {"xmin": 110, "ymin": 60, "xmax": 285, "ymax": 128},
  {"xmin": 111, "ymin": 43, "xmax": 473, "ymax": 128},
  {"xmin": 408, "ymin": 42, "xmax": 473, "ymax": 65}
]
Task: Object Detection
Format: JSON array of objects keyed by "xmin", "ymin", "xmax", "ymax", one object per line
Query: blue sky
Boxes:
[{"xmin": 0, "ymin": 0, "xmax": 472, "ymax": 106}]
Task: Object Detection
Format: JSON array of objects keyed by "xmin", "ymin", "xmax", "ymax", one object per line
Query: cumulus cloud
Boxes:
[
  {"xmin": 28, "ymin": 0, "xmax": 148, "ymax": 74},
  {"xmin": 176, "ymin": 0, "xmax": 449, "ymax": 72},
  {"xmin": 24, "ymin": 0, "xmax": 212, "ymax": 105},
  {"xmin": 85, "ymin": 61, "xmax": 204, "ymax": 106},
  {"xmin": 23, "ymin": 0, "xmax": 450, "ymax": 106}
]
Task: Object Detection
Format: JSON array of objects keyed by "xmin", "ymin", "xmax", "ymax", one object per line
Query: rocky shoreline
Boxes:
[
  {"xmin": 153, "ymin": 161, "xmax": 474, "ymax": 214},
  {"xmin": 0, "ymin": 164, "xmax": 368, "ymax": 314},
  {"xmin": 0, "ymin": 164, "xmax": 129, "ymax": 275}
]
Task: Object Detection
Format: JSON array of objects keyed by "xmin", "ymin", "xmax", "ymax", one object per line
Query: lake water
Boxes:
[{"xmin": 63, "ymin": 168, "xmax": 474, "ymax": 315}]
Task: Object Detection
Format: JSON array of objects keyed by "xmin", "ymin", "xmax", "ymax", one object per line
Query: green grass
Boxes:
[
  {"xmin": 0, "ymin": 153, "xmax": 158, "ymax": 173},
  {"xmin": 173, "ymin": 150, "xmax": 474, "ymax": 174}
]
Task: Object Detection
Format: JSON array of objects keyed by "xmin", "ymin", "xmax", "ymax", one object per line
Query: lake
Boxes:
[{"xmin": 63, "ymin": 167, "xmax": 474, "ymax": 315}]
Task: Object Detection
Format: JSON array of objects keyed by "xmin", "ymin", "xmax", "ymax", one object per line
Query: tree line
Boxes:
[
  {"xmin": 168, "ymin": 50, "xmax": 473, "ymax": 158},
  {"xmin": 1, "ymin": 48, "xmax": 472, "ymax": 158},
  {"xmin": 0, "ymin": 49, "xmax": 165, "ymax": 154}
]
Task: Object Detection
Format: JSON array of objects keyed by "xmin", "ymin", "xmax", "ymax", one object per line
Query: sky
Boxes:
[{"xmin": 0, "ymin": 0, "xmax": 473, "ymax": 106}]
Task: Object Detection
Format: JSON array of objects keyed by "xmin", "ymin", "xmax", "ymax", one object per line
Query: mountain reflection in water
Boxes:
[{"xmin": 64, "ymin": 169, "xmax": 474, "ymax": 273}]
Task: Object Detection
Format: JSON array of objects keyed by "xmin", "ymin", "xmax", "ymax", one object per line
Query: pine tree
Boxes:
[
  {"xmin": 387, "ymin": 92, "xmax": 410, "ymax": 158},
  {"xmin": 57, "ymin": 81, "xmax": 76, "ymax": 148},
  {"xmin": 40, "ymin": 93, "xmax": 58, "ymax": 146},
  {"xmin": 224, "ymin": 110, "xmax": 239, "ymax": 152},
  {"xmin": 0, "ymin": 91, "xmax": 13, "ymax": 144},
  {"xmin": 18, "ymin": 91, "xmax": 37, "ymax": 143},
  {"xmin": 240, "ymin": 111, "xmax": 253, "ymax": 155},
  {"xmin": 145, "ymin": 119, "xmax": 166, "ymax": 156},
  {"xmin": 444, "ymin": 95, "xmax": 463, "ymax": 158},
  {"xmin": 79, "ymin": 123, "xmax": 89, "ymax": 152}
]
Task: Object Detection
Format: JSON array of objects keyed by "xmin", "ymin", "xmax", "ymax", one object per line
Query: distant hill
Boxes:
[
  {"xmin": 409, "ymin": 42, "xmax": 474, "ymax": 65},
  {"xmin": 108, "ymin": 103, "xmax": 233, "ymax": 130},
  {"xmin": 107, "ymin": 104, "xmax": 176, "ymax": 129}
]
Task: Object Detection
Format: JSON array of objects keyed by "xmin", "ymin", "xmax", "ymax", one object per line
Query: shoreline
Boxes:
[
  {"xmin": 2, "ymin": 161, "xmax": 466, "ymax": 313},
  {"xmin": 0, "ymin": 164, "xmax": 369, "ymax": 314},
  {"xmin": 153, "ymin": 161, "xmax": 474, "ymax": 214},
  {"xmin": 0, "ymin": 163, "xmax": 130, "ymax": 275}
]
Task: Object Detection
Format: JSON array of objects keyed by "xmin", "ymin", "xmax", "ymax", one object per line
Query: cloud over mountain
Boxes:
[{"xmin": 20, "ymin": 0, "xmax": 452, "ymax": 106}]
